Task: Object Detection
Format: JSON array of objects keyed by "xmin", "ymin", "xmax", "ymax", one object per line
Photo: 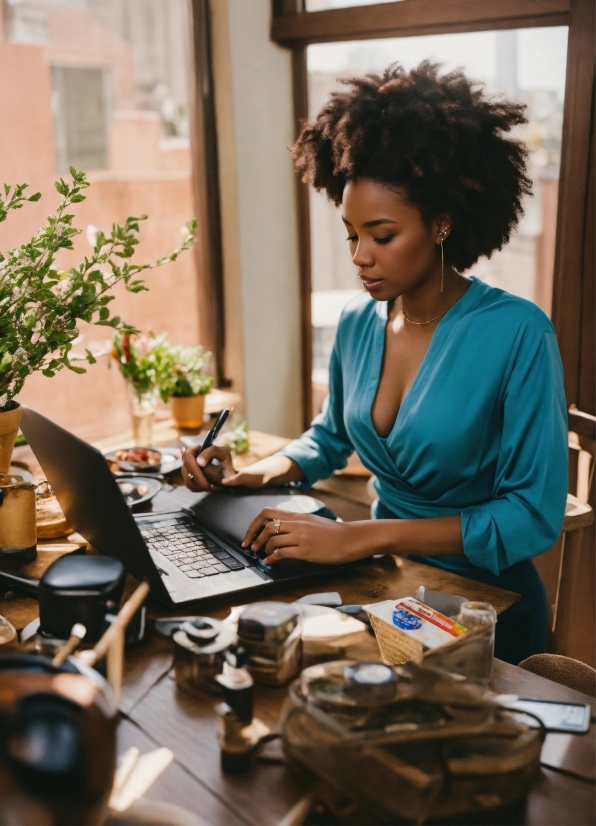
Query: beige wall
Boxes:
[{"xmin": 211, "ymin": 0, "xmax": 303, "ymax": 438}]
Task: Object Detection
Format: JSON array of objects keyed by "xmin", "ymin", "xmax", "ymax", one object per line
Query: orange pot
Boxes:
[{"xmin": 170, "ymin": 394, "xmax": 206, "ymax": 430}]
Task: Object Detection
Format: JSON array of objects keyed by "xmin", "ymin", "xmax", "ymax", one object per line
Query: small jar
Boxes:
[
  {"xmin": 456, "ymin": 601, "xmax": 497, "ymax": 684},
  {"xmin": 0, "ymin": 474, "xmax": 37, "ymax": 567},
  {"xmin": 237, "ymin": 601, "xmax": 302, "ymax": 686},
  {"xmin": 173, "ymin": 618, "xmax": 236, "ymax": 695},
  {"xmin": 35, "ymin": 480, "xmax": 72, "ymax": 539}
]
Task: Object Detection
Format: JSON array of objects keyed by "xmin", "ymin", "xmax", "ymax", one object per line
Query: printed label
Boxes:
[
  {"xmin": 392, "ymin": 608, "xmax": 423, "ymax": 631},
  {"xmin": 396, "ymin": 598, "xmax": 467, "ymax": 637}
]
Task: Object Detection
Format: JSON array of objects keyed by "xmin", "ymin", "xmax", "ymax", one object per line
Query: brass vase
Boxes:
[
  {"xmin": 170, "ymin": 394, "xmax": 206, "ymax": 429},
  {"xmin": 0, "ymin": 402, "xmax": 22, "ymax": 474}
]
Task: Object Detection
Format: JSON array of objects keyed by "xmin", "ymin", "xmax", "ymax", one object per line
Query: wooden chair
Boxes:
[
  {"xmin": 531, "ymin": 406, "xmax": 596, "ymax": 666},
  {"xmin": 518, "ymin": 653, "xmax": 596, "ymax": 698},
  {"xmin": 564, "ymin": 406, "xmax": 595, "ymax": 528},
  {"xmin": 550, "ymin": 407, "xmax": 595, "ymax": 632}
]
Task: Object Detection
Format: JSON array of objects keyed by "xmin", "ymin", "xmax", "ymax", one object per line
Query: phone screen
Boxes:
[{"xmin": 511, "ymin": 699, "xmax": 591, "ymax": 733}]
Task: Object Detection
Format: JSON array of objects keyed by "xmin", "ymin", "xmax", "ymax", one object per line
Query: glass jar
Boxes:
[
  {"xmin": 0, "ymin": 474, "xmax": 37, "ymax": 566},
  {"xmin": 127, "ymin": 385, "xmax": 158, "ymax": 446},
  {"xmin": 35, "ymin": 480, "xmax": 72, "ymax": 539},
  {"xmin": 456, "ymin": 601, "xmax": 497, "ymax": 684}
]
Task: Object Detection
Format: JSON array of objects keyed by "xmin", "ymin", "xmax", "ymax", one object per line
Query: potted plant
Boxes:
[
  {"xmin": 110, "ymin": 332, "xmax": 172, "ymax": 444},
  {"xmin": 159, "ymin": 344, "xmax": 214, "ymax": 429},
  {"xmin": 0, "ymin": 168, "xmax": 195, "ymax": 471},
  {"xmin": 220, "ymin": 417, "xmax": 250, "ymax": 455}
]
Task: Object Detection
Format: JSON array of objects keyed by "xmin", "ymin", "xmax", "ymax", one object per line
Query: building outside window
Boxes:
[{"xmin": 0, "ymin": 0, "xmax": 200, "ymax": 441}]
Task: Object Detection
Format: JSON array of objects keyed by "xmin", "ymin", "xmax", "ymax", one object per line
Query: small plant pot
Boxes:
[
  {"xmin": 170, "ymin": 394, "xmax": 206, "ymax": 430},
  {"xmin": 0, "ymin": 403, "xmax": 22, "ymax": 475}
]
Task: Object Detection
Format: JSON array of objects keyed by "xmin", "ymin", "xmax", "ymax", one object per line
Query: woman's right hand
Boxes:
[
  {"xmin": 182, "ymin": 444, "xmax": 264, "ymax": 492},
  {"xmin": 182, "ymin": 445, "xmax": 304, "ymax": 492}
]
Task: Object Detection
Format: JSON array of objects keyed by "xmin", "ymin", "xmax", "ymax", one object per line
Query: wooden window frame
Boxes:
[
  {"xmin": 272, "ymin": 0, "xmax": 595, "ymax": 428},
  {"xmin": 189, "ymin": 0, "xmax": 229, "ymax": 387}
]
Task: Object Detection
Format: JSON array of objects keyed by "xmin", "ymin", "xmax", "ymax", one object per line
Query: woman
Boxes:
[{"xmin": 182, "ymin": 62, "xmax": 568, "ymax": 664}]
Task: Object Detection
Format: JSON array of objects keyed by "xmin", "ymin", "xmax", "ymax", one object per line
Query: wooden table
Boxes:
[
  {"xmin": 116, "ymin": 651, "xmax": 596, "ymax": 826},
  {"xmin": 113, "ymin": 541, "xmax": 593, "ymax": 826},
  {"xmin": 3, "ymin": 430, "xmax": 595, "ymax": 825}
]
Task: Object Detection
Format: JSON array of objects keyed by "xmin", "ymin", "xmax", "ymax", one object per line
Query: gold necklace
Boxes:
[{"xmin": 402, "ymin": 307, "xmax": 448, "ymax": 326}]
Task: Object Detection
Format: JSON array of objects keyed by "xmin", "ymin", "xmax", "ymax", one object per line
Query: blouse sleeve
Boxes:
[
  {"xmin": 460, "ymin": 324, "xmax": 568, "ymax": 576},
  {"xmin": 278, "ymin": 338, "xmax": 354, "ymax": 488}
]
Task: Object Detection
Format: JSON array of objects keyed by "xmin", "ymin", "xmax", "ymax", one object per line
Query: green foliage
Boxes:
[
  {"xmin": 157, "ymin": 342, "xmax": 214, "ymax": 401},
  {"xmin": 110, "ymin": 332, "xmax": 173, "ymax": 395},
  {"xmin": 111, "ymin": 333, "xmax": 214, "ymax": 402},
  {"xmin": 220, "ymin": 417, "xmax": 249, "ymax": 455},
  {"xmin": 0, "ymin": 170, "xmax": 196, "ymax": 410}
]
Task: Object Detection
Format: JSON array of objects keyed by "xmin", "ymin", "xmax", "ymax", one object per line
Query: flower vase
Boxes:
[
  {"xmin": 0, "ymin": 403, "xmax": 22, "ymax": 474},
  {"xmin": 127, "ymin": 386, "xmax": 158, "ymax": 446}
]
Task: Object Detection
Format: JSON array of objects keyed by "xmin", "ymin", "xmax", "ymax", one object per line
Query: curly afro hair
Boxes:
[{"xmin": 292, "ymin": 61, "xmax": 532, "ymax": 272}]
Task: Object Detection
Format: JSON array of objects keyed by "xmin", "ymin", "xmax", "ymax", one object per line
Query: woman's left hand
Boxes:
[{"xmin": 242, "ymin": 507, "xmax": 367, "ymax": 565}]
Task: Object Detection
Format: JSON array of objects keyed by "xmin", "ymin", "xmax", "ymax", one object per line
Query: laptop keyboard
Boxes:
[{"xmin": 139, "ymin": 517, "xmax": 244, "ymax": 578}]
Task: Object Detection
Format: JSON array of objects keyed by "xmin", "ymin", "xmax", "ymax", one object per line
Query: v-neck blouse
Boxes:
[{"xmin": 280, "ymin": 277, "xmax": 568, "ymax": 577}]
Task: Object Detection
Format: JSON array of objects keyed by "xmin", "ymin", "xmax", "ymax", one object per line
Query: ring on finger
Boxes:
[
  {"xmin": 273, "ymin": 518, "xmax": 282, "ymax": 535},
  {"xmin": 187, "ymin": 471, "xmax": 194, "ymax": 481}
]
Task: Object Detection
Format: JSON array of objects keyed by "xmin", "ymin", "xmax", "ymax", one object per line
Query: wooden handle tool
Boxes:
[{"xmin": 52, "ymin": 623, "xmax": 87, "ymax": 666}]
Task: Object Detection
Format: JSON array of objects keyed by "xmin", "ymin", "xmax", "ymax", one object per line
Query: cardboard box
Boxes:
[{"xmin": 364, "ymin": 597, "xmax": 468, "ymax": 665}]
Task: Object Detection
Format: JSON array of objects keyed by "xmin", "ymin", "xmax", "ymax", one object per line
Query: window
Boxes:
[
  {"xmin": 307, "ymin": 27, "xmax": 568, "ymax": 402},
  {"xmin": 306, "ymin": 0, "xmax": 398, "ymax": 9},
  {"xmin": 51, "ymin": 66, "xmax": 111, "ymax": 173},
  {"xmin": 1, "ymin": 0, "xmax": 202, "ymax": 441}
]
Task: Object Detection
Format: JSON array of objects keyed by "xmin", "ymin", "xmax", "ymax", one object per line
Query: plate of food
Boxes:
[
  {"xmin": 105, "ymin": 447, "xmax": 183, "ymax": 475},
  {"xmin": 116, "ymin": 475, "xmax": 162, "ymax": 508}
]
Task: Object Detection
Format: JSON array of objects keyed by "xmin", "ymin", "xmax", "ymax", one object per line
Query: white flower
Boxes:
[
  {"xmin": 86, "ymin": 224, "xmax": 100, "ymax": 247},
  {"xmin": 54, "ymin": 281, "xmax": 70, "ymax": 297},
  {"xmin": 0, "ymin": 395, "xmax": 7, "ymax": 407}
]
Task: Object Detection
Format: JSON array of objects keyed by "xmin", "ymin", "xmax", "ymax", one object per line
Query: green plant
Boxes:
[
  {"xmin": 0, "ymin": 168, "xmax": 196, "ymax": 411},
  {"xmin": 110, "ymin": 332, "xmax": 173, "ymax": 395},
  {"xmin": 158, "ymin": 343, "xmax": 214, "ymax": 401},
  {"xmin": 220, "ymin": 417, "xmax": 249, "ymax": 455}
]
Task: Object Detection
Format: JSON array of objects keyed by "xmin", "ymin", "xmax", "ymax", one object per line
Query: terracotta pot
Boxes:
[
  {"xmin": 0, "ymin": 403, "xmax": 22, "ymax": 475},
  {"xmin": 170, "ymin": 394, "xmax": 206, "ymax": 429}
]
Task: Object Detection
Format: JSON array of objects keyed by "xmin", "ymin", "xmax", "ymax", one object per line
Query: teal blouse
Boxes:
[{"xmin": 280, "ymin": 277, "xmax": 568, "ymax": 578}]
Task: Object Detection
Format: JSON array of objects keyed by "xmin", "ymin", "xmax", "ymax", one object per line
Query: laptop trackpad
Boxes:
[
  {"xmin": 257, "ymin": 556, "xmax": 337, "ymax": 579},
  {"xmin": 189, "ymin": 489, "xmax": 335, "ymax": 549}
]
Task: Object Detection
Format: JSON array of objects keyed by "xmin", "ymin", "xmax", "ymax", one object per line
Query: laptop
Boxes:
[{"xmin": 20, "ymin": 407, "xmax": 341, "ymax": 606}]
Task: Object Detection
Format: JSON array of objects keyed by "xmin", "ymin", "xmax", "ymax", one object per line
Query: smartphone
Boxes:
[{"xmin": 509, "ymin": 698, "xmax": 591, "ymax": 733}]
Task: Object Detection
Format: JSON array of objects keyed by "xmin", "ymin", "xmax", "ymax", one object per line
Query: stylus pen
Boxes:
[{"xmin": 198, "ymin": 408, "xmax": 230, "ymax": 457}]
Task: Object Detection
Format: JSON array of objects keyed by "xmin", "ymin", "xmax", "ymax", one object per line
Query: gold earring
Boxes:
[{"xmin": 438, "ymin": 229, "xmax": 448, "ymax": 293}]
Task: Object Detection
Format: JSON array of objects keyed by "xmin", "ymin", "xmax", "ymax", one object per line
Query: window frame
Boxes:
[
  {"xmin": 271, "ymin": 0, "xmax": 594, "ymax": 428},
  {"xmin": 189, "ymin": 0, "xmax": 229, "ymax": 387}
]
